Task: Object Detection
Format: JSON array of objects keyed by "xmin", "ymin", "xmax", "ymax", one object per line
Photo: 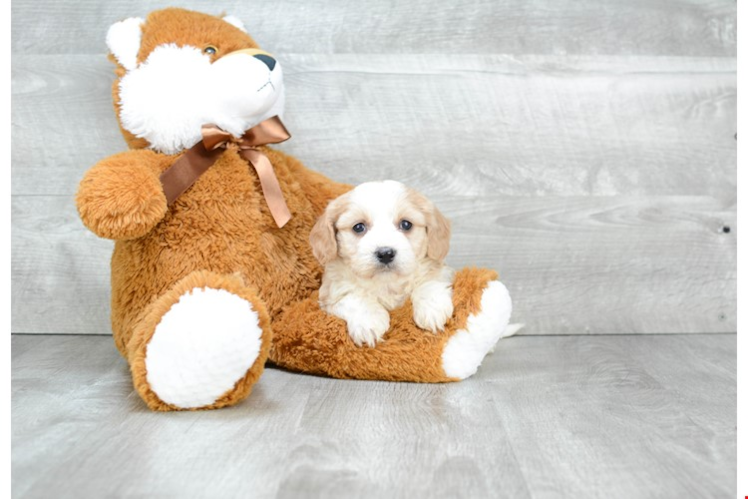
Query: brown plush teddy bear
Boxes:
[{"xmin": 76, "ymin": 7, "xmax": 514, "ymax": 411}]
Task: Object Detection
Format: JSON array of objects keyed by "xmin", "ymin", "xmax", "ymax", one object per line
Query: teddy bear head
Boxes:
[{"xmin": 106, "ymin": 8, "xmax": 285, "ymax": 154}]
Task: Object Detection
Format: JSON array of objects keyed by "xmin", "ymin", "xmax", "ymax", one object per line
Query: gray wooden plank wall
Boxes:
[{"xmin": 11, "ymin": 0, "xmax": 737, "ymax": 335}]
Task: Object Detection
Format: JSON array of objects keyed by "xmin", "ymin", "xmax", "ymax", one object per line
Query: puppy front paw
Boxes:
[
  {"xmin": 346, "ymin": 307, "xmax": 390, "ymax": 347},
  {"xmin": 413, "ymin": 287, "xmax": 454, "ymax": 333}
]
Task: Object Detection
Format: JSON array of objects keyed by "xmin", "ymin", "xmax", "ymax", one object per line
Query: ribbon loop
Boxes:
[
  {"xmin": 240, "ymin": 116, "xmax": 290, "ymax": 147},
  {"xmin": 159, "ymin": 116, "xmax": 293, "ymax": 228},
  {"xmin": 200, "ymin": 124, "xmax": 235, "ymax": 151}
]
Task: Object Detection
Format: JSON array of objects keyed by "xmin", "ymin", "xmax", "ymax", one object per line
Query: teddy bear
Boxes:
[{"xmin": 76, "ymin": 7, "xmax": 514, "ymax": 411}]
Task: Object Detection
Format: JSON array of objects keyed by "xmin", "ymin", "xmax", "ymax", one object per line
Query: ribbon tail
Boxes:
[
  {"xmin": 242, "ymin": 149, "xmax": 293, "ymax": 228},
  {"xmin": 160, "ymin": 142, "xmax": 224, "ymax": 205}
]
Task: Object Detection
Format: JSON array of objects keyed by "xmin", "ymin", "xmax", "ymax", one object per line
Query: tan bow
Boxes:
[{"xmin": 159, "ymin": 116, "xmax": 292, "ymax": 228}]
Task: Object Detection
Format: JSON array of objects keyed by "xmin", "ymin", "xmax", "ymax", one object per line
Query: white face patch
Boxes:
[
  {"xmin": 117, "ymin": 44, "xmax": 285, "ymax": 154},
  {"xmin": 335, "ymin": 180, "xmax": 429, "ymax": 279}
]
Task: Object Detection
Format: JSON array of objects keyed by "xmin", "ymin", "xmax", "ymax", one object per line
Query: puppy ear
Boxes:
[
  {"xmin": 106, "ymin": 17, "xmax": 144, "ymax": 71},
  {"xmin": 407, "ymin": 187, "xmax": 451, "ymax": 262},
  {"xmin": 426, "ymin": 204, "xmax": 451, "ymax": 262},
  {"xmin": 310, "ymin": 200, "xmax": 342, "ymax": 265}
]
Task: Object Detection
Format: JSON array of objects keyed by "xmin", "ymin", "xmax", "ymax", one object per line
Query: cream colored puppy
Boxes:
[{"xmin": 310, "ymin": 180, "xmax": 454, "ymax": 347}]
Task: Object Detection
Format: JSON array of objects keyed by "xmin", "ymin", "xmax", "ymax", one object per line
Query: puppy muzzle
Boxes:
[{"xmin": 375, "ymin": 247, "xmax": 397, "ymax": 265}]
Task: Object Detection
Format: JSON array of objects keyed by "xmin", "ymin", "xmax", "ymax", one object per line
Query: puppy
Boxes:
[{"xmin": 310, "ymin": 180, "xmax": 454, "ymax": 347}]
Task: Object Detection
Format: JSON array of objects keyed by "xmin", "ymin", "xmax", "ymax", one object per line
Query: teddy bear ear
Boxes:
[
  {"xmin": 106, "ymin": 17, "xmax": 145, "ymax": 71},
  {"xmin": 222, "ymin": 15, "xmax": 247, "ymax": 33}
]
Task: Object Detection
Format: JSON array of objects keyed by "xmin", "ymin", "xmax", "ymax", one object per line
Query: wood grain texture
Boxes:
[
  {"xmin": 12, "ymin": 54, "xmax": 736, "ymax": 197},
  {"xmin": 11, "ymin": 334, "xmax": 737, "ymax": 498},
  {"xmin": 10, "ymin": 0, "xmax": 737, "ymax": 337},
  {"xmin": 477, "ymin": 334, "xmax": 737, "ymax": 498},
  {"xmin": 11, "ymin": 194, "xmax": 735, "ymax": 335},
  {"xmin": 11, "ymin": 0, "xmax": 737, "ymax": 56},
  {"xmin": 11, "ymin": 196, "xmax": 113, "ymax": 334}
]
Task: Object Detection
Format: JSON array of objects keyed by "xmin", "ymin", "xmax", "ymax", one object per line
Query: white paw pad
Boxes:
[
  {"xmin": 145, "ymin": 287, "xmax": 263, "ymax": 408},
  {"xmin": 441, "ymin": 281, "xmax": 513, "ymax": 379}
]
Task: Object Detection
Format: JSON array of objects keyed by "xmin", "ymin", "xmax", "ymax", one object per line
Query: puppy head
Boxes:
[{"xmin": 309, "ymin": 181, "xmax": 451, "ymax": 278}]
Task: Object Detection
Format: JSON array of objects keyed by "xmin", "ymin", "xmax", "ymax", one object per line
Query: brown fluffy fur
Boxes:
[
  {"xmin": 76, "ymin": 8, "xmax": 502, "ymax": 411},
  {"xmin": 270, "ymin": 267, "xmax": 498, "ymax": 381}
]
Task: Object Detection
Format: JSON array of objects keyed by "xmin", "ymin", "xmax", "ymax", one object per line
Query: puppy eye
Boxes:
[
  {"xmin": 204, "ymin": 45, "xmax": 217, "ymax": 55},
  {"xmin": 352, "ymin": 223, "xmax": 366, "ymax": 234},
  {"xmin": 399, "ymin": 220, "xmax": 413, "ymax": 231}
]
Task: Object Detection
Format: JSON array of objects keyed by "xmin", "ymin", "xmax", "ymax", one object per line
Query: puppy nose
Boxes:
[
  {"xmin": 375, "ymin": 247, "xmax": 396, "ymax": 264},
  {"xmin": 253, "ymin": 53, "xmax": 276, "ymax": 71}
]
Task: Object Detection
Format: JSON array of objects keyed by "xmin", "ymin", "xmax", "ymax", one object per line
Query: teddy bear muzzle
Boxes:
[
  {"xmin": 222, "ymin": 48, "xmax": 277, "ymax": 71},
  {"xmin": 117, "ymin": 43, "xmax": 286, "ymax": 155},
  {"xmin": 212, "ymin": 48, "xmax": 281, "ymax": 94}
]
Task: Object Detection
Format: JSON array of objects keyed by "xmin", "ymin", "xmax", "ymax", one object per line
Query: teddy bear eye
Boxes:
[
  {"xmin": 399, "ymin": 220, "xmax": 413, "ymax": 231},
  {"xmin": 204, "ymin": 46, "xmax": 217, "ymax": 55},
  {"xmin": 352, "ymin": 223, "xmax": 366, "ymax": 234}
]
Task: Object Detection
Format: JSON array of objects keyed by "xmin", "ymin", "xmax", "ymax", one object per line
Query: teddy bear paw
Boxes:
[
  {"xmin": 144, "ymin": 286, "xmax": 264, "ymax": 409},
  {"xmin": 441, "ymin": 281, "xmax": 513, "ymax": 380},
  {"xmin": 76, "ymin": 158, "xmax": 168, "ymax": 240}
]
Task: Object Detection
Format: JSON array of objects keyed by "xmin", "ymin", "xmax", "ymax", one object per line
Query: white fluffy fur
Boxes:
[
  {"xmin": 113, "ymin": 28, "xmax": 285, "ymax": 154},
  {"xmin": 145, "ymin": 287, "xmax": 263, "ymax": 408},
  {"xmin": 106, "ymin": 17, "xmax": 144, "ymax": 71},
  {"xmin": 315, "ymin": 181, "xmax": 454, "ymax": 347},
  {"xmin": 441, "ymin": 281, "xmax": 513, "ymax": 379}
]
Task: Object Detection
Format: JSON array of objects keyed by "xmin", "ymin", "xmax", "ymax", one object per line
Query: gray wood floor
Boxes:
[{"xmin": 11, "ymin": 334, "xmax": 736, "ymax": 498}]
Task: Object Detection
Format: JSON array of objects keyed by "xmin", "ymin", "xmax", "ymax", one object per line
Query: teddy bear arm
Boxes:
[
  {"xmin": 76, "ymin": 150, "xmax": 173, "ymax": 240},
  {"xmin": 269, "ymin": 267, "xmax": 512, "ymax": 382}
]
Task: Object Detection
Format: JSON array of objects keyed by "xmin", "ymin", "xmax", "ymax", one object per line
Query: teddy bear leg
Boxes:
[
  {"xmin": 440, "ymin": 278, "xmax": 513, "ymax": 380},
  {"xmin": 269, "ymin": 267, "xmax": 513, "ymax": 382},
  {"xmin": 126, "ymin": 270, "xmax": 272, "ymax": 411}
]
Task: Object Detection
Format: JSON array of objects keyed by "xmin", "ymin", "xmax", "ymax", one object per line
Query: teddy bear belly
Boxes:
[
  {"xmin": 165, "ymin": 156, "xmax": 320, "ymax": 307},
  {"xmin": 109, "ymin": 180, "xmax": 321, "ymax": 350},
  {"xmin": 177, "ymin": 209, "xmax": 316, "ymax": 297}
]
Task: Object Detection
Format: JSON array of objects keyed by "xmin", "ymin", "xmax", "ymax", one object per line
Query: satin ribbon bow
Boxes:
[{"xmin": 159, "ymin": 116, "xmax": 293, "ymax": 228}]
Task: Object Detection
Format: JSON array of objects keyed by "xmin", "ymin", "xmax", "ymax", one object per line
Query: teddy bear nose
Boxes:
[
  {"xmin": 253, "ymin": 54, "xmax": 276, "ymax": 71},
  {"xmin": 375, "ymin": 247, "xmax": 396, "ymax": 265}
]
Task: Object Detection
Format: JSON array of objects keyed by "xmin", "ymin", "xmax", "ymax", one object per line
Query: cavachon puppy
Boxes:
[{"xmin": 310, "ymin": 181, "xmax": 455, "ymax": 346}]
